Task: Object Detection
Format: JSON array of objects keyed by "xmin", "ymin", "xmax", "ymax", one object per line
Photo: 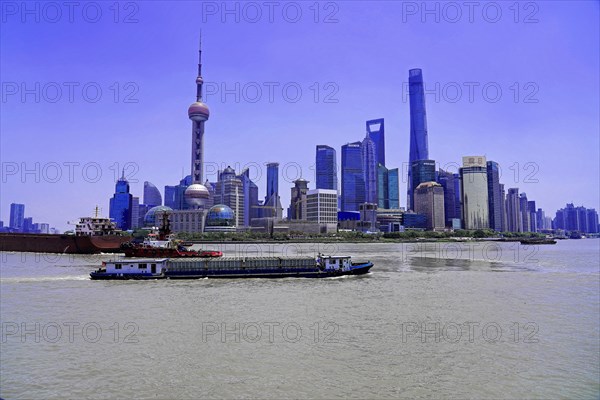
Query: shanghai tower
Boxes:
[{"xmin": 407, "ymin": 68, "xmax": 429, "ymax": 210}]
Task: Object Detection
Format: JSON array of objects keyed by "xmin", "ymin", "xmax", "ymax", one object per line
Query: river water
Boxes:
[{"xmin": 1, "ymin": 239, "xmax": 599, "ymax": 399}]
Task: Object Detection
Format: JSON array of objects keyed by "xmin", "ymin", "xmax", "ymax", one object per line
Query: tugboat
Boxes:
[
  {"xmin": 120, "ymin": 212, "xmax": 222, "ymax": 258},
  {"xmin": 90, "ymin": 254, "xmax": 373, "ymax": 280}
]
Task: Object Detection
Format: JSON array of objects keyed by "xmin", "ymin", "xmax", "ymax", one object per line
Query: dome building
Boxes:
[
  {"xmin": 204, "ymin": 204, "xmax": 237, "ymax": 232},
  {"xmin": 144, "ymin": 205, "xmax": 173, "ymax": 227}
]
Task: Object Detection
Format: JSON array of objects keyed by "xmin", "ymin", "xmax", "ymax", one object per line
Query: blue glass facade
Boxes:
[
  {"xmin": 9, "ymin": 203, "xmax": 25, "ymax": 231},
  {"xmin": 407, "ymin": 68, "xmax": 430, "ymax": 210},
  {"xmin": 410, "ymin": 160, "xmax": 436, "ymax": 210},
  {"xmin": 366, "ymin": 119, "xmax": 385, "ymax": 167},
  {"xmin": 109, "ymin": 175, "xmax": 133, "ymax": 230},
  {"xmin": 362, "ymin": 134, "xmax": 377, "ymax": 204},
  {"xmin": 377, "ymin": 163, "xmax": 389, "ymax": 209},
  {"xmin": 486, "ymin": 161, "xmax": 503, "ymax": 231},
  {"xmin": 341, "ymin": 142, "xmax": 365, "ymax": 212},
  {"xmin": 315, "ymin": 145, "xmax": 337, "ymax": 190},
  {"xmin": 143, "ymin": 181, "xmax": 162, "ymax": 207},
  {"xmin": 437, "ymin": 169, "xmax": 457, "ymax": 227},
  {"xmin": 388, "ymin": 168, "xmax": 399, "ymax": 209}
]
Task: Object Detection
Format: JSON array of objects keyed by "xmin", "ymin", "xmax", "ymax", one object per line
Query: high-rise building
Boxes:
[
  {"xmin": 437, "ymin": 169, "xmax": 458, "ymax": 227},
  {"xmin": 109, "ymin": 171, "xmax": 133, "ymax": 230},
  {"xmin": 214, "ymin": 166, "xmax": 244, "ymax": 228},
  {"xmin": 500, "ymin": 184, "xmax": 507, "ymax": 231},
  {"xmin": 362, "ymin": 134, "xmax": 377, "ymax": 204},
  {"xmin": 164, "ymin": 185, "xmax": 176, "ymax": 209},
  {"xmin": 528, "ymin": 200, "xmax": 537, "ymax": 232},
  {"xmin": 131, "ymin": 197, "xmax": 140, "ymax": 229},
  {"xmin": 460, "ymin": 156, "xmax": 489, "ymax": 230},
  {"xmin": 410, "ymin": 160, "xmax": 436, "ymax": 210},
  {"xmin": 264, "ymin": 162, "xmax": 282, "ymax": 219},
  {"xmin": 554, "ymin": 204, "xmax": 599, "ymax": 233},
  {"xmin": 9, "ymin": 203, "xmax": 25, "ymax": 231},
  {"xmin": 486, "ymin": 161, "xmax": 503, "ymax": 231},
  {"xmin": 143, "ymin": 181, "xmax": 162, "ymax": 207},
  {"xmin": 366, "ymin": 118, "xmax": 385, "ymax": 166},
  {"xmin": 315, "ymin": 145, "xmax": 337, "ymax": 191},
  {"xmin": 587, "ymin": 209, "xmax": 599, "ymax": 233},
  {"xmin": 414, "ymin": 181, "xmax": 445, "ymax": 231},
  {"xmin": 505, "ymin": 188, "xmax": 521, "ymax": 232},
  {"xmin": 184, "ymin": 35, "xmax": 211, "ymax": 210},
  {"xmin": 341, "ymin": 141, "xmax": 365, "ymax": 212},
  {"xmin": 407, "ymin": 68, "xmax": 429, "ymax": 210},
  {"xmin": 519, "ymin": 193, "xmax": 530, "ymax": 232},
  {"xmin": 289, "ymin": 178, "xmax": 309, "ymax": 220},
  {"xmin": 238, "ymin": 168, "xmax": 259, "ymax": 227},
  {"xmin": 306, "ymin": 189, "xmax": 338, "ymax": 233},
  {"xmin": 23, "ymin": 217, "xmax": 34, "ymax": 233},
  {"xmin": 388, "ymin": 168, "xmax": 400, "ymax": 209},
  {"xmin": 377, "ymin": 163, "xmax": 389, "ymax": 209},
  {"xmin": 39, "ymin": 223, "xmax": 50, "ymax": 234}
]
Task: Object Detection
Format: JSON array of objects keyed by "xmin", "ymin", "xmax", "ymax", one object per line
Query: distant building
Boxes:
[
  {"xmin": 388, "ymin": 168, "xmax": 400, "ymax": 209},
  {"xmin": 505, "ymin": 188, "xmax": 521, "ymax": 232},
  {"xmin": 407, "ymin": 68, "xmax": 430, "ymax": 210},
  {"xmin": 528, "ymin": 200, "xmax": 538, "ymax": 232},
  {"xmin": 9, "ymin": 203, "xmax": 25, "ymax": 232},
  {"xmin": 165, "ymin": 175, "xmax": 193, "ymax": 210},
  {"xmin": 264, "ymin": 162, "xmax": 283, "ymax": 219},
  {"xmin": 214, "ymin": 166, "xmax": 244, "ymax": 228},
  {"xmin": 366, "ymin": 118, "xmax": 385, "ymax": 166},
  {"xmin": 23, "ymin": 217, "xmax": 34, "ymax": 233},
  {"xmin": 414, "ymin": 181, "xmax": 445, "ymax": 231},
  {"xmin": 486, "ymin": 161, "xmax": 503, "ymax": 231},
  {"xmin": 437, "ymin": 169, "xmax": 458, "ymax": 227},
  {"xmin": 143, "ymin": 181, "xmax": 162, "ymax": 207},
  {"xmin": 410, "ymin": 160, "xmax": 436, "ymax": 210},
  {"xmin": 39, "ymin": 223, "xmax": 50, "ymax": 234},
  {"xmin": 238, "ymin": 168, "xmax": 259, "ymax": 227},
  {"xmin": 204, "ymin": 204, "xmax": 237, "ymax": 232},
  {"xmin": 170, "ymin": 209, "xmax": 205, "ymax": 233},
  {"xmin": 500, "ymin": 184, "xmax": 507, "ymax": 231},
  {"xmin": 164, "ymin": 185, "xmax": 176, "ymax": 209},
  {"xmin": 460, "ymin": 156, "xmax": 489, "ymax": 230},
  {"xmin": 109, "ymin": 172, "xmax": 133, "ymax": 230},
  {"xmin": 553, "ymin": 204, "xmax": 599, "ymax": 233},
  {"xmin": 289, "ymin": 178, "xmax": 309, "ymax": 220},
  {"xmin": 359, "ymin": 203, "xmax": 378, "ymax": 232},
  {"xmin": 519, "ymin": 193, "xmax": 530, "ymax": 232},
  {"xmin": 131, "ymin": 197, "xmax": 140, "ymax": 229},
  {"xmin": 362, "ymin": 134, "xmax": 377, "ymax": 204},
  {"xmin": 306, "ymin": 189, "xmax": 338, "ymax": 233},
  {"xmin": 587, "ymin": 209, "xmax": 599, "ymax": 233},
  {"xmin": 377, "ymin": 163, "xmax": 389, "ymax": 209},
  {"xmin": 341, "ymin": 141, "xmax": 365, "ymax": 212},
  {"xmin": 403, "ymin": 212, "xmax": 427, "ymax": 230},
  {"xmin": 315, "ymin": 145, "xmax": 337, "ymax": 190}
]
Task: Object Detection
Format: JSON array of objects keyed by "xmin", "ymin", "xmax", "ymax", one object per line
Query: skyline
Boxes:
[{"xmin": 2, "ymin": 2, "xmax": 599, "ymax": 230}]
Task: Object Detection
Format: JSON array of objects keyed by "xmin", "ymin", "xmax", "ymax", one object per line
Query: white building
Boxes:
[{"xmin": 306, "ymin": 189, "xmax": 338, "ymax": 233}]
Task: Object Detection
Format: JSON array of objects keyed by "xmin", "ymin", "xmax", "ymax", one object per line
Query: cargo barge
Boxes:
[
  {"xmin": 0, "ymin": 208, "xmax": 130, "ymax": 254},
  {"xmin": 90, "ymin": 255, "xmax": 373, "ymax": 280}
]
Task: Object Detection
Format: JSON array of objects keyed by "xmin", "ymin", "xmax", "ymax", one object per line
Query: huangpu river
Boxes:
[{"xmin": 1, "ymin": 239, "xmax": 599, "ymax": 399}]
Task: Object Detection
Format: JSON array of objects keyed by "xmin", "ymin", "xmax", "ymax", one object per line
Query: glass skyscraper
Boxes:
[
  {"xmin": 315, "ymin": 145, "xmax": 337, "ymax": 191},
  {"xmin": 486, "ymin": 161, "xmax": 503, "ymax": 231},
  {"xmin": 362, "ymin": 134, "xmax": 377, "ymax": 204},
  {"xmin": 341, "ymin": 141, "xmax": 365, "ymax": 212},
  {"xmin": 109, "ymin": 173, "xmax": 133, "ymax": 230},
  {"xmin": 437, "ymin": 169, "xmax": 458, "ymax": 227},
  {"xmin": 407, "ymin": 68, "xmax": 429, "ymax": 210},
  {"xmin": 366, "ymin": 119, "xmax": 385, "ymax": 167},
  {"xmin": 388, "ymin": 168, "xmax": 399, "ymax": 209},
  {"xmin": 9, "ymin": 203, "xmax": 25, "ymax": 231},
  {"xmin": 143, "ymin": 181, "xmax": 162, "ymax": 207},
  {"xmin": 264, "ymin": 162, "xmax": 282, "ymax": 219},
  {"xmin": 460, "ymin": 156, "xmax": 489, "ymax": 230},
  {"xmin": 377, "ymin": 163, "xmax": 389, "ymax": 209},
  {"xmin": 410, "ymin": 160, "xmax": 436, "ymax": 210}
]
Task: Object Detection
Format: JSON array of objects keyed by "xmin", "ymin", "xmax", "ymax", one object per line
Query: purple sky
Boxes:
[{"xmin": 1, "ymin": 1, "xmax": 599, "ymax": 231}]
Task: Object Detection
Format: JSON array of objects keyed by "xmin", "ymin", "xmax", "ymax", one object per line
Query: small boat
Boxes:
[
  {"xmin": 519, "ymin": 238, "xmax": 557, "ymax": 245},
  {"xmin": 121, "ymin": 213, "xmax": 222, "ymax": 258},
  {"xmin": 90, "ymin": 254, "xmax": 373, "ymax": 280}
]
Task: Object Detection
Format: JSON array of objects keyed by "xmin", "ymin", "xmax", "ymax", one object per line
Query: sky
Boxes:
[{"xmin": 1, "ymin": 1, "xmax": 599, "ymax": 231}]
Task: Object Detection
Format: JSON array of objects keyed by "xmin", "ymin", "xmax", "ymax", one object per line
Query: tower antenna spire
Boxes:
[{"xmin": 196, "ymin": 29, "xmax": 203, "ymax": 102}]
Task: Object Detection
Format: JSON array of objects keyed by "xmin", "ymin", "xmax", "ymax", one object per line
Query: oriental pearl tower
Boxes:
[{"xmin": 184, "ymin": 35, "xmax": 210, "ymax": 208}]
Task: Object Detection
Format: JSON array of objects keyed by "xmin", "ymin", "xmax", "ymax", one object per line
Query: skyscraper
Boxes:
[
  {"xmin": 366, "ymin": 118, "xmax": 385, "ymax": 166},
  {"xmin": 215, "ymin": 166, "xmax": 244, "ymax": 228},
  {"xmin": 315, "ymin": 145, "xmax": 337, "ymax": 191},
  {"xmin": 486, "ymin": 161, "xmax": 503, "ymax": 231},
  {"xmin": 341, "ymin": 141, "xmax": 365, "ymax": 212},
  {"xmin": 460, "ymin": 156, "xmax": 489, "ymax": 230},
  {"xmin": 414, "ymin": 181, "xmax": 445, "ymax": 231},
  {"xmin": 528, "ymin": 200, "xmax": 537, "ymax": 232},
  {"xmin": 410, "ymin": 159, "xmax": 436, "ymax": 209},
  {"xmin": 377, "ymin": 163, "xmax": 389, "ymax": 209},
  {"xmin": 437, "ymin": 169, "xmax": 457, "ymax": 227},
  {"xmin": 407, "ymin": 68, "xmax": 429, "ymax": 210},
  {"xmin": 238, "ymin": 168, "xmax": 259, "ymax": 227},
  {"xmin": 505, "ymin": 188, "xmax": 521, "ymax": 232},
  {"xmin": 264, "ymin": 162, "xmax": 282, "ymax": 219},
  {"xmin": 9, "ymin": 203, "xmax": 25, "ymax": 232},
  {"xmin": 184, "ymin": 35, "xmax": 211, "ymax": 210},
  {"xmin": 143, "ymin": 181, "xmax": 162, "ymax": 207},
  {"xmin": 131, "ymin": 197, "xmax": 140, "ymax": 229},
  {"xmin": 519, "ymin": 193, "xmax": 530, "ymax": 232},
  {"xmin": 289, "ymin": 178, "xmax": 309, "ymax": 220},
  {"xmin": 362, "ymin": 133, "xmax": 377, "ymax": 204},
  {"xmin": 109, "ymin": 171, "xmax": 133, "ymax": 230},
  {"xmin": 500, "ymin": 184, "xmax": 507, "ymax": 231},
  {"xmin": 388, "ymin": 168, "xmax": 400, "ymax": 209}
]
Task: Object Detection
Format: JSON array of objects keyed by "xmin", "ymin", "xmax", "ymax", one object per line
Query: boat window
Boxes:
[
  {"xmin": 151, "ymin": 264, "xmax": 156, "ymax": 269},
  {"xmin": 138, "ymin": 263, "xmax": 147, "ymax": 269},
  {"xmin": 115, "ymin": 264, "xmax": 122, "ymax": 269}
]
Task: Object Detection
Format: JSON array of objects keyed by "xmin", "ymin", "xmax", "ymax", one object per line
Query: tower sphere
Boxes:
[
  {"xmin": 184, "ymin": 183, "xmax": 210, "ymax": 207},
  {"xmin": 188, "ymin": 101, "xmax": 210, "ymax": 121}
]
